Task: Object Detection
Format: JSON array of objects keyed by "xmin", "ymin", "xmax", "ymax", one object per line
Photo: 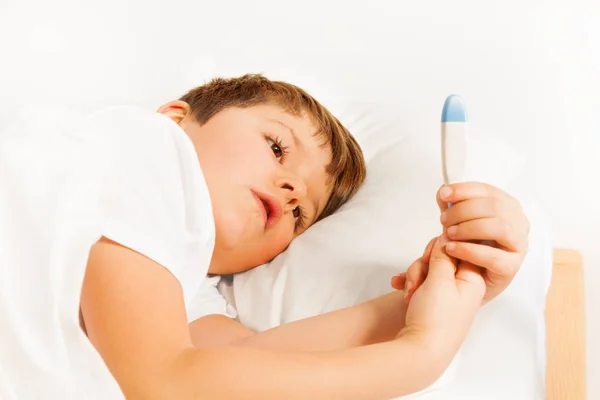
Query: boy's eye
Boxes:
[
  {"xmin": 292, "ymin": 205, "xmax": 306, "ymax": 232},
  {"xmin": 266, "ymin": 138, "xmax": 283, "ymax": 161}
]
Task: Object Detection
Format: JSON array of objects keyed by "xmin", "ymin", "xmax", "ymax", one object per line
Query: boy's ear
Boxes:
[{"xmin": 157, "ymin": 100, "xmax": 191, "ymax": 124}]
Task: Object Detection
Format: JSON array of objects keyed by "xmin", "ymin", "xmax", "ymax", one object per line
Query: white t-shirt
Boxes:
[{"xmin": 0, "ymin": 105, "xmax": 234, "ymax": 399}]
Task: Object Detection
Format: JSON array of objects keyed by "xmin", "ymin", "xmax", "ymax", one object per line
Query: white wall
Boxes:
[
  {"xmin": 1, "ymin": 0, "xmax": 598, "ymax": 397},
  {"xmin": 531, "ymin": 14, "xmax": 600, "ymax": 398},
  {"xmin": 530, "ymin": 12, "xmax": 600, "ymax": 398}
]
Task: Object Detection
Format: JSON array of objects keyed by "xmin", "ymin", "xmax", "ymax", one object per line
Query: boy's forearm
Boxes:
[
  {"xmin": 237, "ymin": 291, "xmax": 406, "ymax": 350},
  {"xmin": 163, "ymin": 335, "xmax": 445, "ymax": 400},
  {"xmin": 222, "ymin": 291, "xmax": 406, "ymax": 351}
]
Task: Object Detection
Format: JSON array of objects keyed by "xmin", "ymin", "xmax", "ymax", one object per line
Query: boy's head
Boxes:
[{"xmin": 158, "ymin": 74, "xmax": 366, "ymax": 274}]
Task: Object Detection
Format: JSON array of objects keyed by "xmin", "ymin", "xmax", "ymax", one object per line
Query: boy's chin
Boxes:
[
  {"xmin": 213, "ymin": 238, "xmax": 284, "ymax": 273},
  {"xmin": 214, "ymin": 211, "xmax": 259, "ymax": 242},
  {"xmin": 209, "ymin": 250, "xmax": 267, "ymax": 275}
]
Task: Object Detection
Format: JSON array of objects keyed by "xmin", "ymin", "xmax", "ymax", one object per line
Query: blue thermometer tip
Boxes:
[{"xmin": 441, "ymin": 94, "xmax": 467, "ymax": 123}]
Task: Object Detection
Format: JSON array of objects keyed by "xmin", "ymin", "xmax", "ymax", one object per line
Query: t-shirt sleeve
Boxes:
[{"xmin": 95, "ymin": 107, "xmax": 191, "ymax": 283}]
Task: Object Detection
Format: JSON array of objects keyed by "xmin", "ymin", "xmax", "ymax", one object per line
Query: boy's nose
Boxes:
[{"xmin": 277, "ymin": 174, "xmax": 307, "ymax": 212}]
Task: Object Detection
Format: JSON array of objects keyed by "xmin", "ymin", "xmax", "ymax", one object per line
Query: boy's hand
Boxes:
[
  {"xmin": 391, "ymin": 237, "xmax": 437, "ymax": 304},
  {"xmin": 397, "ymin": 236, "xmax": 485, "ymax": 359},
  {"xmin": 392, "ymin": 182, "xmax": 529, "ymax": 304}
]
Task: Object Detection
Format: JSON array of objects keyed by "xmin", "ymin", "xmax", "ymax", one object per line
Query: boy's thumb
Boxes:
[{"xmin": 427, "ymin": 234, "xmax": 457, "ymax": 281}]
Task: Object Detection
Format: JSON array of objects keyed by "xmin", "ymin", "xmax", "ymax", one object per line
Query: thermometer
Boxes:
[
  {"xmin": 441, "ymin": 94, "xmax": 468, "ymax": 185},
  {"xmin": 441, "ymin": 95, "xmax": 468, "ymax": 207}
]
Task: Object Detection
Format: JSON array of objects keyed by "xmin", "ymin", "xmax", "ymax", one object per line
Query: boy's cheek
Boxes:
[{"xmin": 262, "ymin": 226, "xmax": 294, "ymax": 259}]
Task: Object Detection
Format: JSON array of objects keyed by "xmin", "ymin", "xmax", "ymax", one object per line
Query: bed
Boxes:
[{"xmin": 546, "ymin": 248, "xmax": 586, "ymax": 400}]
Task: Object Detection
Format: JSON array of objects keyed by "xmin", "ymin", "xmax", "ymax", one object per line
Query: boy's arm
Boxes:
[
  {"xmin": 81, "ymin": 238, "xmax": 446, "ymax": 400},
  {"xmin": 189, "ymin": 291, "xmax": 406, "ymax": 351}
]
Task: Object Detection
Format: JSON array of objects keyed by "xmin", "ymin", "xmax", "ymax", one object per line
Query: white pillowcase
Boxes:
[{"xmin": 227, "ymin": 100, "xmax": 551, "ymax": 399}]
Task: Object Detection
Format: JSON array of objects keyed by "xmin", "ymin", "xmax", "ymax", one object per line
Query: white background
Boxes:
[{"xmin": 1, "ymin": 0, "xmax": 598, "ymax": 397}]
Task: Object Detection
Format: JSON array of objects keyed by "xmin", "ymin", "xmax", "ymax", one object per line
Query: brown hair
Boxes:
[{"xmin": 179, "ymin": 74, "xmax": 366, "ymax": 223}]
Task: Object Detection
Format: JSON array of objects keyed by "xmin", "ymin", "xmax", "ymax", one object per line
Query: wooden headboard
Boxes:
[{"xmin": 546, "ymin": 248, "xmax": 586, "ymax": 400}]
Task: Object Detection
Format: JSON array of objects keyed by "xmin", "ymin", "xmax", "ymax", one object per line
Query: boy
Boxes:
[{"xmin": 0, "ymin": 74, "xmax": 529, "ymax": 399}]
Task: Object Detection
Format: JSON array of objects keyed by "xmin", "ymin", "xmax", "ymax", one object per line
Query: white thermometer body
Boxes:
[{"xmin": 441, "ymin": 95, "xmax": 468, "ymax": 206}]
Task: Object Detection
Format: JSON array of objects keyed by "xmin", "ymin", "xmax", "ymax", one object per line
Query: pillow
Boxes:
[
  {"xmin": 227, "ymin": 100, "xmax": 551, "ymax": 398},
  {"xmin": 231, "ymin": 98, "xmax": 533, "ymax": 325}
]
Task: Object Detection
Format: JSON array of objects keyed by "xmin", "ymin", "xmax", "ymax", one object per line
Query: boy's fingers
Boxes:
[
  {"xmin": 445, "ymin": 218, "xmax": 522, "ymax": 252},
  {"xmin": 393, "ymin": 235, "xmax": 439, "ymax": 291},
  {"xmin": 437, "ymin": 186, "xmax": 451, "ymax": 212},
  {"xmin": 445, "ymin": 241, "xmax": 522, "ymax": 277},
  {"xmin": 391, "ymin": 273, "xmax": 406, "ymax": 290},
  {"xmin": 405, "ymin": 258, "xmax": 428, "ymax": 294},
  {"xmin": 426, "ymin": 235, "xmax": 457, "ymax": 281},
  {"xmin": 455, "ymin": 261, "xmax": 482, "ymax": 283},
  {"xmin": 422, "ymin": 237, "xmax": 437, "ymax": 264},
  {"xmin": 437, "ymin": 182, "xmax": 520, "ymax": 208},
  {"xmin": 455, "ymin": 261, "xmax": 486, "ymax": 300},
  {"xmin": 440, "ymin": 197, "xmax": 517, "ymax": 228}
]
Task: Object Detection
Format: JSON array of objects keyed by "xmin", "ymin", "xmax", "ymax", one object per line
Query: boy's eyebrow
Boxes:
[{"xmin": 267, "ymin": 118, "xmax": 303, "ymax": 148}]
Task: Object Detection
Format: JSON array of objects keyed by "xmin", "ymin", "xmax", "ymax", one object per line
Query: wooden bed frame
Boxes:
[{"xmin": 546, "ymin": 248, "xmax": 586, "ymax": 400}]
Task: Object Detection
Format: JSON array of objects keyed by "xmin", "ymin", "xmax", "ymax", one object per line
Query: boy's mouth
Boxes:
[{"xmin": 252, "ymin": 191, "xmax": 283, "ymax": 229}]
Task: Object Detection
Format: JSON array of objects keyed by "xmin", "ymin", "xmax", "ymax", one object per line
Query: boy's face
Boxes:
[{"xmin": 164, "ymin": 103, "xmax": 332, "ymax": 275}]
